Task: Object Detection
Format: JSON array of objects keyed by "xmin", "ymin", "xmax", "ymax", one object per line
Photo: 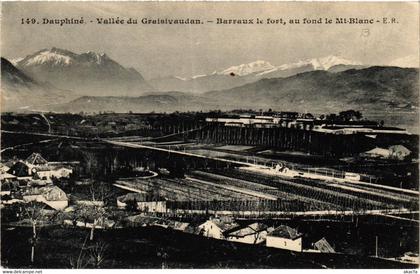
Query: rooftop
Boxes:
[
  {"xmin": 23, "ymin": 185, "xmax": 68, "ymax": 201},
  {"xmin": 209, "ymin": 218, "xmax": 240, "ymax": 233},
  {"xmin": 267, "ymin": 225, "xmax": 302, "ymax": 240},
  {"xmin": 25, "ymin": 153, "xmax": 48, "ymax": 165},
  {"xmin": 228, "ymin": 222, "xmax": 268, "ymax": 237},
  {"xmin": 314, "ymin": 237, "xmax": 335, "ymax": 253}
]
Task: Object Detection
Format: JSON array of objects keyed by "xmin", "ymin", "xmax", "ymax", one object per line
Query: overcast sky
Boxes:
[{"xmin": 2, "ymin": 1, "xmax": 419, "ymax": 79}]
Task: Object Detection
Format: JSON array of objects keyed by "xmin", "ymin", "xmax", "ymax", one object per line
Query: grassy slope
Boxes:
[{"xmin": 1, "ymin": 226, "xmax": 417, "ymax": 269}]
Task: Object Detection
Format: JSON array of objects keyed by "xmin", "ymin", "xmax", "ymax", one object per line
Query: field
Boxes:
[
  {"xmin": 213, "ymin": 168, "xmax": 418, "ymax": 209},
  {"xmin": 113, "ymin": 165, "xmax": 418, "ymax": 214},
  {"xmin": 1, "ymin": 225, "xmax": 417, "ymax": 269},
  {"xmin": 1, "ymin": 122, "xmax": 419, "ymax": 268}
]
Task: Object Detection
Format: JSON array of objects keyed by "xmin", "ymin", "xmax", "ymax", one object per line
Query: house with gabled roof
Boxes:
[
  {"xmin": 0, "ymin": 172, "xmax": 17, "ymax": 183},
  {"xmin": 198, "ymin": 217, "xmax": 240, "ymax": 240},
  {"xmin": 170, "ymin": 221, "xmax": 190, "ymax": 232},
  {"xmin": 22, "ymin": 185, "xmax": 68, "ymax": 210},
  {"xmin": 361, "ymin": 147, "xmax": 390, "ymax": 159},
  {"xmin": 6, "ymin": 153, "xmax": 73, "ymax": 182},
  {"xmin": 361, "ymin": 145, "xmax": 411, "ymax": 161},
  {"xmin": 226, "ymin": 222, "xmax": 272, "ymax": 244},
  {"xmin": 266, "ymin": 225, "xmax": 303, "ymax": 252},
  {"xmin": 6, "ymin": 161, "xmax": 34, "ymax": 179},
  {"xmin": 25, "ymin": 153, "xmax": 48, "ymax": 165}
]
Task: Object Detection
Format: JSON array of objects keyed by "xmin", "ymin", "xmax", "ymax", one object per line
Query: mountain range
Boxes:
[
  {"xmin": 13, "ymin": 47, "xmax": 154, "ymax": 97},
  {"xmin": 150, "ymin": 56, "xmax": 365, "ymax": 93},
  {"xmin": 51, "ymin": 92, "xmax": 220, "ymax": 113},
  {"xmin": 51, "ymin": 66, "xmax": 417, "ymax": 115},
  {"xmin": 205, "ymin": 66, "xmax": 419, "ymax": 113},
  {"xmin": 1, "ymin": 48, "xmax": 419, "ymax": 118}
]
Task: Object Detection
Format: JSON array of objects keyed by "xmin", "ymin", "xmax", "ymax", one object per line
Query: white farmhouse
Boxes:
[
  {"xmin": 361, "ymin": 147, "xmax": 390, "ymax": 159},
  {"xmin": 361, "ymin": 145, "xmax": 411, "ymax": 161},
  {"xmin": 6, "ymin": 156, "xmax": 73, "ymax": 182},
  {"xmin": 266, "ymin": 225, "xmax": 303, "ymax": 252},
  {"xmin": 22, "ymin": 185, "xmax": 68, "ymax": 210}
]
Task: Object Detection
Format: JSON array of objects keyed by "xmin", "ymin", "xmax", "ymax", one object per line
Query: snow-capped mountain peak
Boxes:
[
  {"xmin": 188, "ymin": 56, "xmax": 360, "ymax": 79},
  {"xmin": 11, "ymin": 47, "xmax": 153, "ymax": 96},
  {"xmin": 19, "ymin": 48, "xmax": 75, "ymax": 66},
  {"xmin": 218, "ymin": 60, "xmax": 275, "ymax": 76},
  {"xmin": 257, "ymin": 55, "xmax": 362, "ymax": 76},
  {"xmin": 310, "ymin": 55, "xmax": 362, "ymax": 70},
  {"xmin": 10, "ymin": 57, "xmax": 23, "ymax": 66},
  {"xmin": 15, "ymin": 47, "xmax": 113, "ymax": 67},
  {"xmin": 191, "ymin": 74, "xmax": 207, "ymax": 79},
  {"xmin": 175, "ymin": 76, "xmax": 187, "ymax": 81}
]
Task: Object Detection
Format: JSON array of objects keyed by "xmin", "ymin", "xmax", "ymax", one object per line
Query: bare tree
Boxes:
[
  {"xmin": 67, "ymin": 208, "xmax": 80, "ymax": 228},
  {"xmin": 73, "ymin": 204, "xmax": 91, "ymax": 227},
  {"xmin": 69, "ymin": 232, "xmax": 90, "ymax": 269},
  {"xmin": 89, "ymin": 181, "xmax": 111, "ymax": 204},
  {"xmin": 88, "ymin": 241, "xmax": 109, "ymax": 268},
  {"xmin": 82, "ymin": 151, "xmax": 98, "ymax": 179},
  {"xmin": 89, "ymin": 206, "xmax": 107, "ymax": 241},
  {"xmin": 87, "ymin": 181, "xmax": 111, "ymax": 241},
  {"xmin": 146, "ymin": 181, "xmax": 161, "ymax": 202},
  {"xmin": 22, "ymin": 202, "xmax": 46, "ymax": 264}
]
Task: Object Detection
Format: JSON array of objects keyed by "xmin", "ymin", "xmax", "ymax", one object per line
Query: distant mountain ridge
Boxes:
[
  {"xmin": 218, "ymin": 60, "xmax": 276, "ymax": 76},
  {"xmin": 150, "ymin": 56, "xmax": 364, "ymax": 93},
  {"xmin": 53, "ymin": 66, "xmax": 419, "ymax": 118},
  {"xmin": 221, "ymin": 56, "xmax": 363, "ymax": 77},
  {"xmin": 205, "ymin": 66, "xmax": 419, "ymax": 113},
  {"xmin": 3, "ymin": 48, "xmax": 418, "ymax": 121},
  {"xmin": 52, "ymin": 92, "xmax": 220, "ymax": 113},
  {"xmin": 14, "ymin": 47, "xmax": 154, "ymax": 96}
]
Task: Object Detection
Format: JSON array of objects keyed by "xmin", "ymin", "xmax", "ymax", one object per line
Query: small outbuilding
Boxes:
[
  {"xmin": 266, "ymin": 225, "xmax": 303, "ymax": 252},
  {"xmin": 361, "ymin": 145, "xmax": 411, "ymax": 161},
  {"xmin": 313, "ymin": 237, "xmax": 335, "ymax": 253},
  {"xmin": 226, "ymin": 222, "xmax": 271, "ymax": 244},
  {"xmin": 361, "ymin": 147, "xmax": 390, "ymax": 159},
  {"xmin": 389, "ymin": 145, "xmax": 411, "ymax": 160}
]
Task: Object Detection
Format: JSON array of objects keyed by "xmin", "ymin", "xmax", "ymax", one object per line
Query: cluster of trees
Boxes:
[
  {"xmin": 210, "ymin": 108, "xmax": 366, "ymax": 122},
  {"xmin": 69, "ymin": 239, "xmax": 109, "ymax": 269},
  {"xmin": 320, "ymin": 110, "xmax": 364, "ymax": 122}
]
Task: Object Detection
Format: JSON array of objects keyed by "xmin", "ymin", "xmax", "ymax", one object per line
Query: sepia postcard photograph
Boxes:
[{"xmin": 0, "ymin": 0, "xmax": 419, "ymax": 270}]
